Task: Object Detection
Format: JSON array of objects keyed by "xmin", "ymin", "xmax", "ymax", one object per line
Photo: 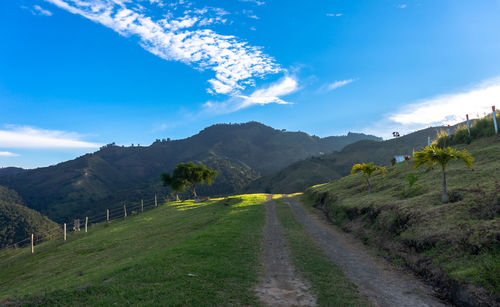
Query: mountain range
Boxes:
[{"xmin": 0, "ymin": 122, "xmax": 380, "ymax": 223}]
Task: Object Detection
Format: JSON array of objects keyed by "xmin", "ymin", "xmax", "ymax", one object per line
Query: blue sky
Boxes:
[{"xmin": 1, "ymin": 0, "xmax": 500, "ymax": 168}]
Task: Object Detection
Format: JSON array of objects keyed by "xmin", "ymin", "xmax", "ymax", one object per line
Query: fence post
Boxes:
[
  {"xmin": 447, "ymin": 125, "xmax": 450, "ymax": 137},
  {"xmin": 85, "ymin": 217, "xmax": 88, "ymax": 233},
  {"xmin": 107, "ymin": 209, "xmax": 109, "ymax": 223},
  {"xmin": 466, "ymin": 114, "xmax": 471, "ymax": 136},
  {"xmin": 141, "ymin": 199, "xmax": 144, "ymax": 212},
  {"xmin": 155, "ymin": 194, "xmax": 158, "ymax": 208},
  {"xmin": 64, "ymin": 223, "xmax": 67, "ymax": 242},
  {"xmin": 493, "ymin": 106, "xmax": 498, "ymax": 134},
  {"xmin": 31, "ymin": 233, "xmax": 34, "ymax": 254},
  {"xmin": 124, "ymin": 204, "xmax": 127, "ymax": 218},
  {"xmin": 427, "ymin": 133, "xmax": 431, "ymax": 147}
]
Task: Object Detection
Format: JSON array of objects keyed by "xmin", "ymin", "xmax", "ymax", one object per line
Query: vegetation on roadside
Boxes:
[
  {"xmin": 0, "ymin": 194, "xmax": 267, "ymax": 305},
  {"xmin": 274, "ymin": 197, "xmax": 367, "ymax": 306},
  {"xmin": 413, "ymin": 146, "xmax": 474, "ymax": 203},
  {"xmin": 350, "ymin": 163, "xmax": 386, "ymax": 193},
  {"xmin": 304, "ymin": 135, "xmax": 500, "ymax": 305}
]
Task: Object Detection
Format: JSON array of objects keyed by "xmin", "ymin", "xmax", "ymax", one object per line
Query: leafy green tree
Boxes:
[
  {"xmin": 161, "ymin": 162, "xmax": 218, "ymax": 198},
  {"xmin": 413, "ymin": 145, "xmax": 474, "ymax": 203},
  {"xmin": 351, "ymin": 162, "xmax": 386, "ymax": 193}
]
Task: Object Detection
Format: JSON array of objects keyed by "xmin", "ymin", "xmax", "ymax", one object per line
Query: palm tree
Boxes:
[
  {"xmin": 413, "ymin": 145, "xmax": 474, "ymax": 203},
  {"xmin": 351, "ymin": 162, "xmax": 386, "ymax": 193}
]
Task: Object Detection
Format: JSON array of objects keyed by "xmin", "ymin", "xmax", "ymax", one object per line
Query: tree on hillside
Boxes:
[
  {"xmin": 351, "ymin": 162, "xmax": 386, "ymax": 193},
  {"xmin": 161, "ymin": 162, "xmax": 218, "ymax": 199},
  {"xmin": 413, "ymin": 145, "xmax": 474, "ymax": 203}
]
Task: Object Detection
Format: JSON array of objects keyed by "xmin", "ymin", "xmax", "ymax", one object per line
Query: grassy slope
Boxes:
[
  {"xmin": 274, "ymin": 197, "xmax": 367, "ymax": 306},
  {"xmin": 304, "ymin": 136, "xmax": 500, "ymax": 302},
  {"xmin": 0, "ymin": 195, "xmax": 267, "ymax": 305}
]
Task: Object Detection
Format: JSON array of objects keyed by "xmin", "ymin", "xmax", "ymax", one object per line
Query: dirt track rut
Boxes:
[
  {"xmin": 255, "ymin": 197, "xmax": 316, "ymax": 306},
  {"xmin": 285, "ymin": 197, "xmax": 449, "ymax": 307}
]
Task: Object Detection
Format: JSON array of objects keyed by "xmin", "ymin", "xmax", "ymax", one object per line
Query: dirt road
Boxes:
[
  {"xmin": 285, "ymin": 197, "xmax": 449, "ymax": 307},
  {"xmin": 255, "ymin": 197, "xmax": 317, "ymax": 306}
]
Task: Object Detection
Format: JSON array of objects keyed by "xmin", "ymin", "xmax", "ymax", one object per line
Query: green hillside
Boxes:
[
  {"xmin": 0, "ymin": 194, "xmax": 362, "ymax": 305},
  {"xmin": 0, "ymin": 122, "xmax": 379, "ymax": 223},
  {"xmin": 247, "ymin": 126, "xmax": 453, "ymax": 193},
  {"xmin": 303, "ymin": 135, "xmax": 500, "ymax": 305},
  {"xmin": 0, "ymin": 186, "xmax": 59, "ymax": 249}
]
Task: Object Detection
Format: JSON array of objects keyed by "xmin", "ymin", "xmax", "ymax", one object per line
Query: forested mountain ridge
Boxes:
[
  {"xmin": 245, "ymin": 126, "xmax": 447, "ymax": 193},
  {"xmin": 0, "ymin": 186, "xmax": 59, "ymax": 248},
  {"xmin": 0, "ymin": 122, "xmax": 380, "ymax": 222}
]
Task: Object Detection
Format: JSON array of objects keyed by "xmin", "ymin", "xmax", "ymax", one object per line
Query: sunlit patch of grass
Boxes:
[{"xmin": 0, "ymin": 194, "xmax": 268, "ymax": 305}]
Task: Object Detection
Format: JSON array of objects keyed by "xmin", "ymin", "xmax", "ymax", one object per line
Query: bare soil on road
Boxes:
[
  {"xmin": 285, "ymin": 197, "xmax": 450, "ymax": 307},
  {"xmin": 255, "ymin": 196, "xmax": 317, "ymax": 306}
]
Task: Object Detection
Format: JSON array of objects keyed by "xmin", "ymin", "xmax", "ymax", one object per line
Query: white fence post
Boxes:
[
  {"xmin": 31, "ymin": 233, "xmax": 34, "ymax": 254},
  {"xmin": 493, "ymin": 106, "xmax": 498, "ymax": 134},
  {"xmin": 107, "ymin": 209, "xmax": 109, "ymax": 223},
  {"xmin": 141, "ymin": 199, "xmax": 144, "ymax": 212},
  {"xmin": 124, "ymin": 204, "xmax": 127, "ymax": 218},
  {"xmin": 85, "ymin": 216, "xmax": 88, "ymax": 233},
  {"xmin": 427, "ymin": 133, "xmax": 431, "ymax": 147},
  {"xmin": 466, "ymin": 114, "xmax": 471, "ymax": 136},
  {"xmin": 64, "ymin": 223, "xmax": 67, "ymax": 242},
  {"xmin": 155, "ymin": 194, "xmax": 158, "ymax": 208}
]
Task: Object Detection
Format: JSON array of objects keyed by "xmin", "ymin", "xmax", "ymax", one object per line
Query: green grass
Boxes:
[
  {"xmin": 0, "ymin": 194, "xmax": 268, "ymax": 305},
  {"xmin": 304, "ymin": 135, "xmax": 500, "ymax": 295},
  {"xmin": 274, "ymin": 197, "xmax": 367, "ymax": 306}
]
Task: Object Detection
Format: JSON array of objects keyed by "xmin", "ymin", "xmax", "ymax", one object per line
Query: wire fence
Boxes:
[{"xmin": 0, "ymin": 195, "xmax": 165, "ymax": 267}]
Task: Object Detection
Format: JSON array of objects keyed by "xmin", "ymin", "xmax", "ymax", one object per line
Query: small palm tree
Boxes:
[
  {"xmin": 413, "ymin": 145, "xmax": 474, "ymax": 203},
  {"xmin": 351, "ymin": 162, "xmax": 386, "ymax": 193}
]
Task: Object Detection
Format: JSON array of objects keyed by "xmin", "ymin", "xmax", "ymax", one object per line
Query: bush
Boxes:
[{"xmin": 433, "ymin": 112, "xmax": 499, "ymax": 147}]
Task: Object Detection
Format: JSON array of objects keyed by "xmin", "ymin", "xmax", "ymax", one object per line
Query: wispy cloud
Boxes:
[
  {"xmin": 204, "ymin": 76, "xmax": 298, "ymax": 113},
  {"xmin": 0, "ymin": 126, "xmax": 102, "ymax": 149},
  {"xmin": 365, "ymin": 77, "xmax": 500, "ymax": 139},
  {"xmin": 320, "ymin": 79, "xmax": 355, "ymax": 92},
  {"xmin": 326, "ymin": 13, "xmax": 342, "ymax": 17},
  {"xmin": 44, "ymin": 0, "xmax": 280, "ymax": 95},
  {"xmin": 397, "ymin": 4, "xmax": 408, "ymax": 9},
  {"xmin": 239, "ymin": 0, "xmax": 265, "ymax": 6},
  {"xmin": 0, "ymin": 152, "xmax": 19, "ymax": 157},
  {"xmin": 243, "ymin": 9, "xmax": 259, "ymax": 20},
  {"xmin": 23, "ymin": 5, "xmax": 53, "ymax": 16}
]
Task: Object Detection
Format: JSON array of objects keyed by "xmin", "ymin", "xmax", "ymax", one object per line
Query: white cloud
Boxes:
[
  {"xmin": 326, "ymin": 13, "xmax": 342, "ymax": 17},
  {"xmin": 0, "ymin": 152, "xmax": 19, "ymax": 157},
  {"xmin": 321, "ymin": 79, "xmax": 355, "ymax": 92},
  {"xmin": 397, "ymin": 4, "xmax": 407, "ymax": 9},
  {"xmin": 239, "ymin": 0, "xmax": 265, "ymax": 6},
  {"xmin": 204, "ymin": 76, "xmax": 298, "ymax": 113},
  {"xmin": 31, "ymin": 5, "xmax": 53, "ymax": 16},
  {"xmin": 0, "ymin": 126, "xmax": 102, "ymax": 149},
  {"xmin": 44, "ymin": 0, "xmax": 280, "ymax": 95},
  {"xmin": 243, "ymin": 9, "xmax": 259, "ymax": 20},
  {"xmin": 365, "ymin": 77, "xmax": 500, "ymax": 139}
]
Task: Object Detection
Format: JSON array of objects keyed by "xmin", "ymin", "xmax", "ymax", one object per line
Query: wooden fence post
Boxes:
[
  {"xmin": 141, "ymin": 199, "xmax": 144, "ymax": 212},
  {"xmin": 85, "ymin": 217, "xmax": 88, "ymax": 233},
  {"xmin": 124, "ymin": 204, "xmax": 127, "ymax": 218},
  {"xmin": 155, "ymin": 194, "xmax": 157, "ymax": 208},
  {"xmin": 107, "ymin": 209, "xmax": 109, "ymax": 223},
  {"xmin": 31, "ymin": 233, "xmax": 34, "ymax": 254},
  {"xmin": 64, "ymin": 223, "xmax": 67, "ymax": 242}
]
